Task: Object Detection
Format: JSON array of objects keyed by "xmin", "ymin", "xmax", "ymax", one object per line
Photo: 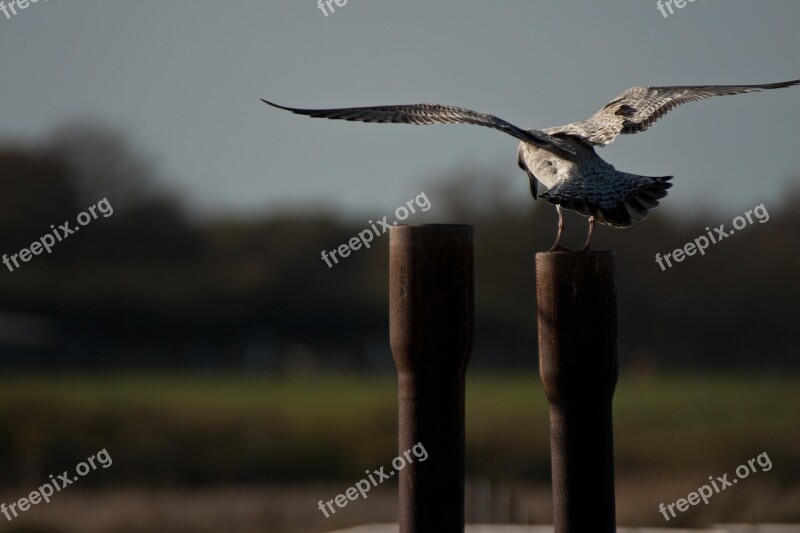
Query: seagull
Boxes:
[{"xmin": 262, "ymin": 78, "xmax": 799, "ymax": 250}]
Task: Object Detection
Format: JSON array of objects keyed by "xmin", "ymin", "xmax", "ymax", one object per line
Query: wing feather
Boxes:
[
  {"xmin": 262, "ymin": 100, "xmax": 576, "ymax": 155},
  {"xmin": 549, "ymin": 79, "xmax": 800, "ymax": 146}
]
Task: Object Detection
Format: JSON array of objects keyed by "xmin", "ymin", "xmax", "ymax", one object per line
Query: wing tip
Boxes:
[
  {"xmin": 261, "ymin": 99, "xmax": 290, "ymax": 111},
  {"xmin": 749, "ymin": 78, "xmax": 800, "ymax": 91}
]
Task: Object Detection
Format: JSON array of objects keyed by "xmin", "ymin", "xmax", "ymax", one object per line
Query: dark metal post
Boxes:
[
  {"xmin": 536, "ymin": 251, "xmax": 618, "ymax": 533},
  {"xmin": 389, "ymin": 224, "xmax": 473, "ymax": 533}
]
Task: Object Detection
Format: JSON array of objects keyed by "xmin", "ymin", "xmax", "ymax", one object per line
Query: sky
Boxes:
[{"xmin": 1, "ymin": 1, "xmax": 798, "ymax": 219}]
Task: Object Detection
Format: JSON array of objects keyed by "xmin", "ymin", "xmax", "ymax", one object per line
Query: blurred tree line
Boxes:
[{"xmin": 0, "ymin": 124, "xmax": 798, "ymax": 372}]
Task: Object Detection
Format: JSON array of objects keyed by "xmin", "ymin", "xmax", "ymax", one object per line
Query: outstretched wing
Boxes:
[
  {"xmin": 262, "ymin": 100, "xmax": 576, "ymax": 155},
  {"xmin": 549, "ymin": 79, "xmax": 800, "ymax": 146}
]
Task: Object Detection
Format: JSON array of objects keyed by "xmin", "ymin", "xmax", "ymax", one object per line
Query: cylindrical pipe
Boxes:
[
  {"xmin": 536, "ymin": 250, "xmax": 618, "ymax": 533},
  {"xmin": 389, "ymin": 224, "xmax": 474, "ymax": 533}
]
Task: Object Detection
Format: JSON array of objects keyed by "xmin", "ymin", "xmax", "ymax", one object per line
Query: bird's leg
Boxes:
[
  {"xmin": 581, "ymin": 216, "xmax": 595, "ymax": 251},
  {"xmin": 548, "ymin": 206, "xmax": 566, "ymax": 251}
]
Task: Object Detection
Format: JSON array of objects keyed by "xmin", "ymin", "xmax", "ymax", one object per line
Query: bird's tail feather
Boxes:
[{"xmin": 541, "ymin": 173, "xmax": 672, "ymax": 227}]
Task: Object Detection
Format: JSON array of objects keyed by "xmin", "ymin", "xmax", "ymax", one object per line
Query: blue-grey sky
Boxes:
[{"xmin": 1, "ymin": 1, "xmax": 798, "ymax": 219}]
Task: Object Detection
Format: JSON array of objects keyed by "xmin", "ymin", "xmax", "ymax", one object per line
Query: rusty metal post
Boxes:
[
  {"xmin": 389, "ymin": 224, "xmax": 473, "ymax": 533},
  {"xmin": 536, "ymin": 251, "xmax": 618, "ymax": 533}
]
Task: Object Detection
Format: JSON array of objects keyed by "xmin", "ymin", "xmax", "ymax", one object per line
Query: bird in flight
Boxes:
[{"xmin": 262, "ymin": 78, "xmax": 799, "ymax": 250}]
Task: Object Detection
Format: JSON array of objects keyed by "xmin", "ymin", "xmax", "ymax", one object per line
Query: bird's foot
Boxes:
[
  {"xmin": 548, "ymin": 206, "xmax": 566, "ymax": 252},
  {"xmin": 580, "ymin": 216, "xmax": 595, "ymax": 252}
]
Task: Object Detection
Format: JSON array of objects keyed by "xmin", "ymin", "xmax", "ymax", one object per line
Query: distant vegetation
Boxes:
[{"xmin": 1, "ymin": 123, "xmax": 799, "ymax": 371}]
